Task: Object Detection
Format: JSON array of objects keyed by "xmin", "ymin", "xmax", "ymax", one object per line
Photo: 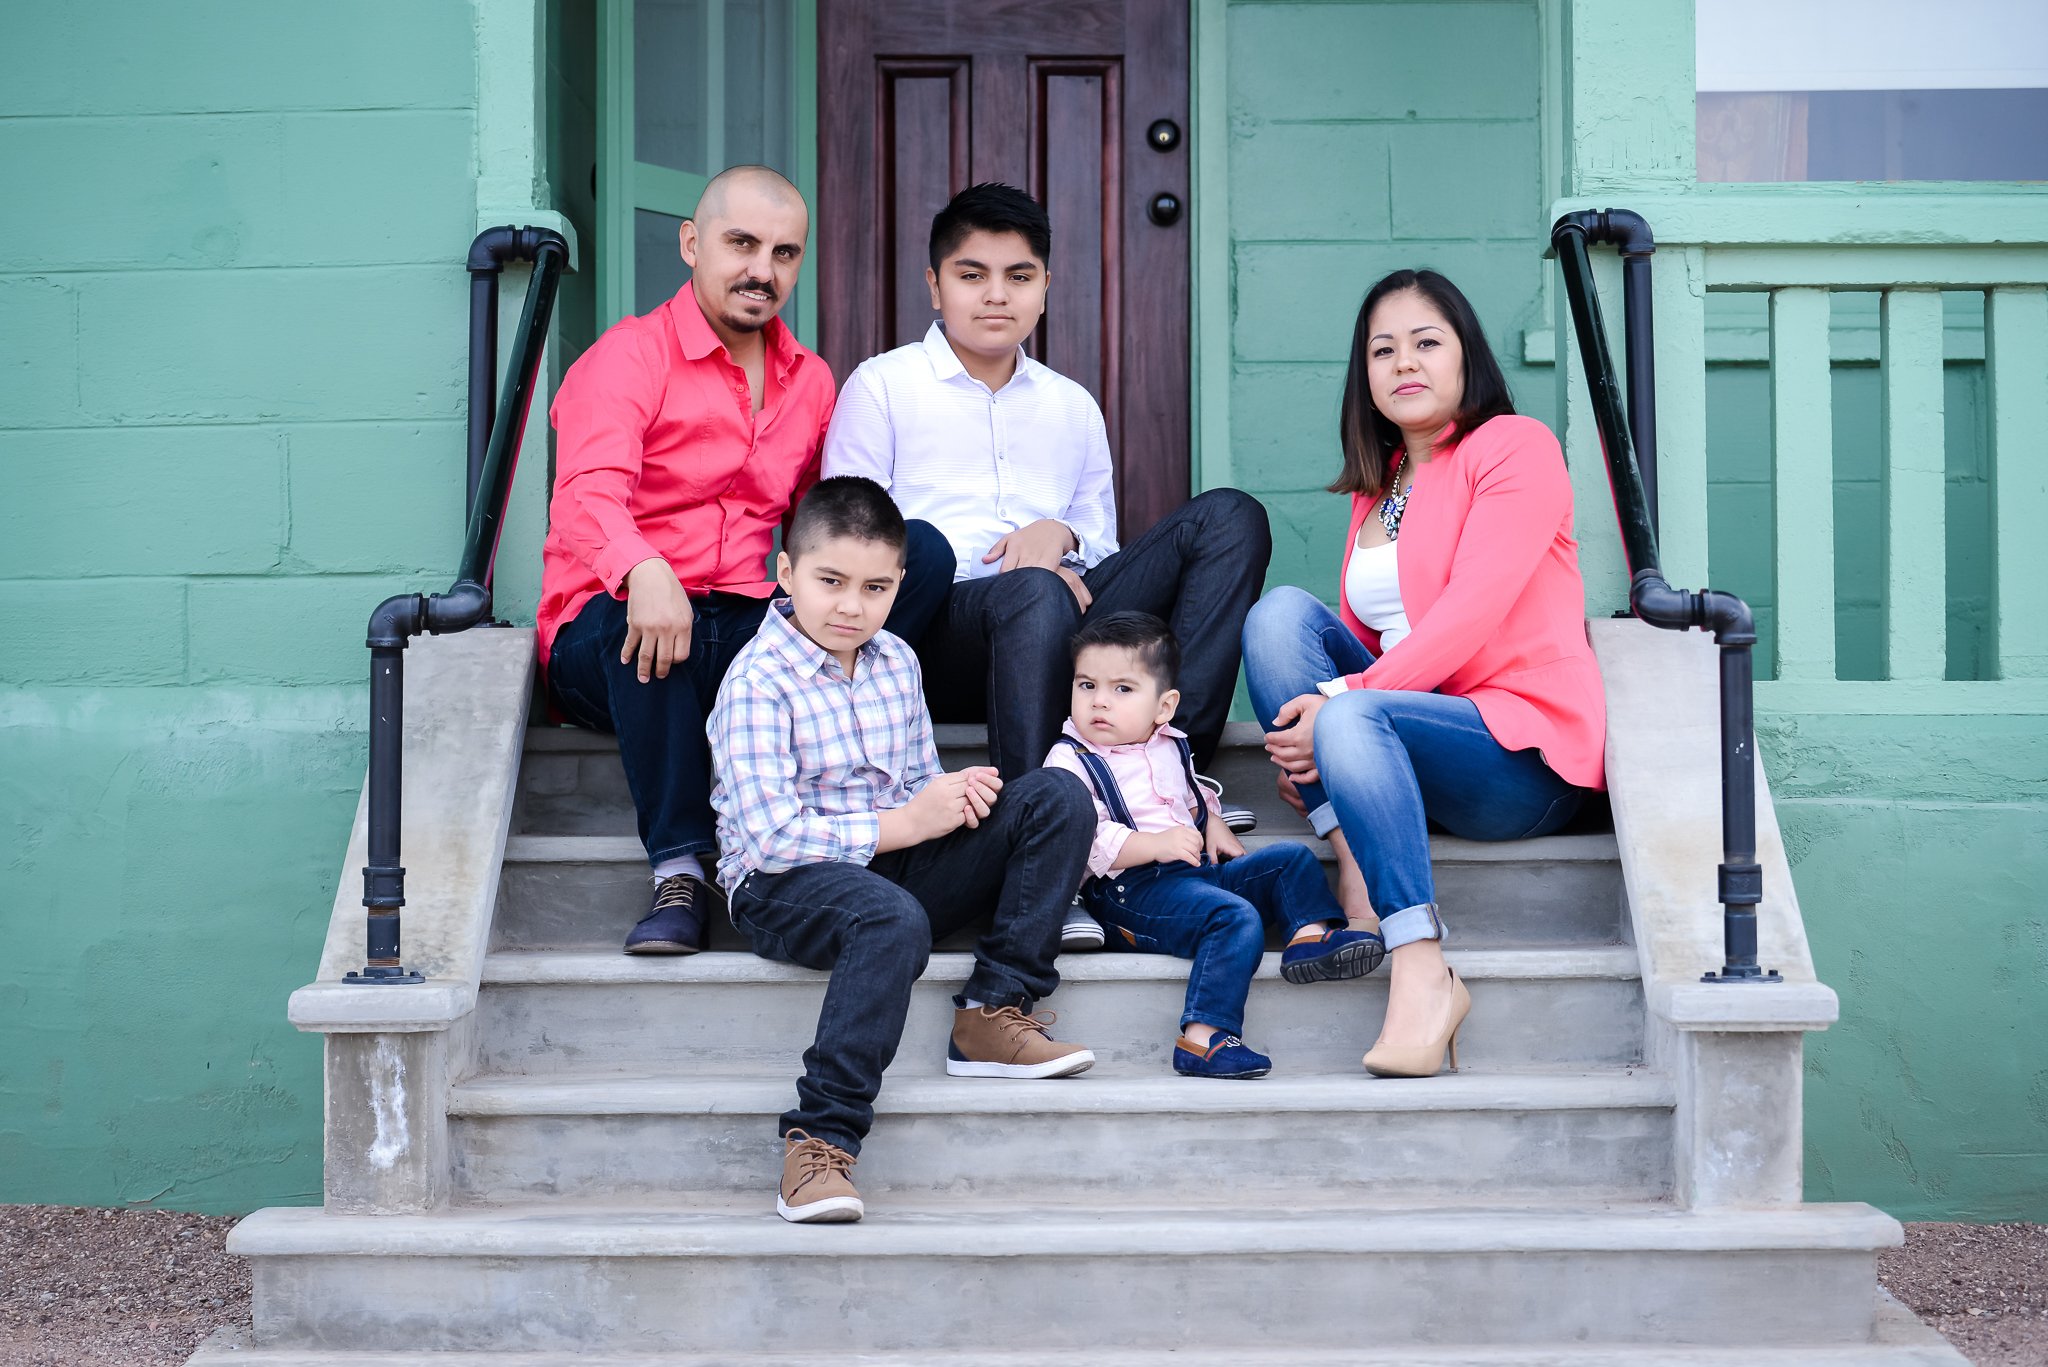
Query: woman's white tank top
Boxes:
[{"xmin": 1343, "ymin": 536, "xmax": 1410, "ymax": 651}]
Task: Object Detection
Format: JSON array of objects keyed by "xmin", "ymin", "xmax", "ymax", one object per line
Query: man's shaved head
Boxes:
[
  {"xmin": 679, "ymin": 164, "xmax": 809, "ymax": 345},
  {"xmin": 692, "ymin": 164, "xmax": 804, "ymax": 227}
]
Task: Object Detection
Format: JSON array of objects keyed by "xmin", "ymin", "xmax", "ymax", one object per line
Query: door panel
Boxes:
[{"xmin": 818, "ymin": 0, "xmax": 1190, "ymax": 539}]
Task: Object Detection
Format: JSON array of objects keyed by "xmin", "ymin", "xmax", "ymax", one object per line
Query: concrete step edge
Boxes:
[
  {"xmin": 227, "ymin": 1201, "xmax": 1901, "ymax": 1260},
  {"xmin": 502, "ymin": 831, "xmax": 1620, "ymax": 866},
  {"xmin": 479, "ymin": 945, "xmax": 1642, "ymax": 986},
  {"xmin": 525, "ymin": 721, "xmax": 1276, "ymax": 756},
  {"xmin": 447, "ymin": 1068, "xmax": 1675, "ymax": 1118}
]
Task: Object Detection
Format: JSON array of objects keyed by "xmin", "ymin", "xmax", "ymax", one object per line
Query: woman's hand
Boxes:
[
  {"xmin": 1275, "ymin": 770, "xmax": 1309, "ymax": 819},
  {"xmin": 1264, "ymin": 693, "xmax": 1326, "ymax": 784}
]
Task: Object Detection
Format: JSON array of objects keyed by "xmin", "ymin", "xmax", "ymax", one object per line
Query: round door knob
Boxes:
[
  {"xmin": 1146, "ymin": 119, "xmax": 1181, "ymax": 152},
  {"xmin": 1147, "ymin": 192, "xmax": 1183, "ymax": 227}
]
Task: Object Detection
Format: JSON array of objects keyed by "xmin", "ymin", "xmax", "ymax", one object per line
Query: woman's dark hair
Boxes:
[{"xmin": 1330, "ymin": 269, "xmax": 1515, "ymax": 499}]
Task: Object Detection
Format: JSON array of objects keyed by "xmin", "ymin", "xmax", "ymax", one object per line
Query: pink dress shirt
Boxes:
[
  {"xmin": 536, "ymin": 286, "xmax": 837, "ymax": 664},
  {"xmin": 1042, "ymin": 720, "xmax": 1223, "ymax": 880},
  {"xmin": 1332, "ymin": 414, "xmax": 1607, "ymax": 791}
]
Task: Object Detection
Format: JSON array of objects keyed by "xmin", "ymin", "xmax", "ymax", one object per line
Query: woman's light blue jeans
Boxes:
[{"xmin": 1240, "ymin": 586, "xmax": 1587, "ymax": 950}]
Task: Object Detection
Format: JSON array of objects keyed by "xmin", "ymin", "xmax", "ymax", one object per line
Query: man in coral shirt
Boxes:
[{"xmin": 539, "ymin": 165, "xmax": 836, "ymax": 956}]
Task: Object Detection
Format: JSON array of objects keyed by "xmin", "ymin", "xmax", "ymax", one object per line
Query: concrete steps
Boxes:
[
  {"xmin": 472, "ymin": 947, "xmax": 1646, "ymax": 1076},
  {"xmin": 492, "ymin": 832, "xmax": 1627, "ymax": 952},
  {"xmin": 445, "ymin": 1069, "xmax": 1675, "ymax": 1204},
  {"xmin": 227, "ymin": 1202, "xmax": 1901, "ymax": 1355},
  {"xmin": 212, "ymin": 718, "xmax": 1958, "ymax": 1364}
]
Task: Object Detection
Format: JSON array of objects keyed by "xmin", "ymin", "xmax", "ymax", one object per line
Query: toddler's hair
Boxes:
[
  {"xmin": 1070, "ymin": 611, "xmax": 1179, "ymax": 691},
  {"xmin": 786, "ymin": 475, "xmax": 907, "ymax": 561}
]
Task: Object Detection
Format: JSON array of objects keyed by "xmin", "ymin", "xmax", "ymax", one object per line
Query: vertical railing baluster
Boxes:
[
  {"xmin": 1655, "ymin": 247, "xmax": 1712, "ymax": 589},
  {"xmin": 1771, "ymin": 287, "xmax": 1837, "ymax": 682},
  {"xmin": 1988, "ymin": 285, "xmax": 2048, "ymax": 679},
  {"xmin": 1880, "ymin": 288, "xmax": 1947, "ymax": 680}
]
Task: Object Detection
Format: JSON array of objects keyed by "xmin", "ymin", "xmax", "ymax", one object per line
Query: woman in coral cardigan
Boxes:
[{"xmin": 1242, "ymin": 269, "xmax": 1606, "ymax": 1078}]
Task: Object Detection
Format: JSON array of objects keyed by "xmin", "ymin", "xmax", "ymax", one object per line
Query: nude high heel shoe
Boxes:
[{"xmin": 1362, "ymin": 967, "xmax": 1471, "ymax": 1078}]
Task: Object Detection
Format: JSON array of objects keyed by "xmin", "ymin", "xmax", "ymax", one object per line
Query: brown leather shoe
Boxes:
[
  {"xmin": 946, "ymin": 1004, "xmax": 1096, "ymax": 1078},
  {"xmin": 777, "ymin": 1129, "xmax": 863, "ymax": 1223}
]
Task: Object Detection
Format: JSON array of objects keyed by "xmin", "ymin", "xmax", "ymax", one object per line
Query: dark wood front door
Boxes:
[{"xmin": 817, "ymin": 0, "xmax": 1191, "ymax": 540}]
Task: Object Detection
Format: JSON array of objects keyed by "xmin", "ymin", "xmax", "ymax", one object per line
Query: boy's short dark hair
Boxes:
[
  {"xmin": 929, "ymin": 182, "xmax": 1052, "ymax": 272},
  {"xmin": 786, "ymin": 476, "xmax": 908, "ymax": 562},
  {"xmin": 1070, "ymin": 611, "xmax": 1179, "ymax": 692}
]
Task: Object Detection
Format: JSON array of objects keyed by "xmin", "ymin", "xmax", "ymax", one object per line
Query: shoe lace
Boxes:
[
  {"xmin": 1194, "ymin": 772, "xmax": 1224, "ymax": 798},
  {"xmin": 786, "ymin": 1131, "xmax": 856, "ymax": 1189},
  {"xmin": 981, "ymin": 1004, "xmax": 1057, "ymax": 1042},
  {"xmin": 651, "ymin": 874, "xmax": 698, "ymax": 912}
]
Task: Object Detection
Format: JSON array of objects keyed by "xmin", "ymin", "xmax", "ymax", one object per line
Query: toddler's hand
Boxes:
[
  {"xmin": 1151, "ymin": 826, "xmax": 1205, "ymax": 867},
  {"xmin": 1208, "ymin": 815, "xmax": 1246, "ymax": 863}
]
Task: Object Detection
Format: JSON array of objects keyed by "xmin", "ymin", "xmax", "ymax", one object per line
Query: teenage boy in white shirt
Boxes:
[{"xmin": 822, "ymin": 182, "xmax": 1271, "ymax": 840}]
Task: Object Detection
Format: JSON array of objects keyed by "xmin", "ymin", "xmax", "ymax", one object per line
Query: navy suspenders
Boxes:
[{"xmin": 1053, "ymin": 733, "xmax": 1210, "ymax": 863}]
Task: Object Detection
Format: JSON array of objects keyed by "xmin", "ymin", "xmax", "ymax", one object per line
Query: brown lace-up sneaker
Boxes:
[
  {"xmin": 946, "ymin": 1004, "xmax": 1096, "ymax": 1078},
  {"xmin": 777, "ymin": 1129, "xmax": 863, "ymax": 1224}
]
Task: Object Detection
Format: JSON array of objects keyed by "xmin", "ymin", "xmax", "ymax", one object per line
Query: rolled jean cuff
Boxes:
[
  {"xmin": 1378, "ymin": 903, "xmax": 1446, "ymax": 951},
  {"xmin": 1307, "ymin": 800, "xmax": 1341, "ymax": 840}
]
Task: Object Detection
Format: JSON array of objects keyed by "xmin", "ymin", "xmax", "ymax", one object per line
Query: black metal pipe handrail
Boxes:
[
  {"xmin": 1550, "ymin": 210, "xmax": 1779, "ymax": 986},
  {"xmin": 347, "ymin": 228, "xmax": 570, "ymax": 986}
]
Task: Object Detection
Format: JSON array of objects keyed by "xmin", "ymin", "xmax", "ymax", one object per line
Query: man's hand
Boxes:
[
  {"xmin": 1265, "ymin": 693, "xmax": 1326, "ymax": 784},
  {"xmin": 982, "ymin": 519, "xmax": 1077, "ymax": 574},
  {"xmin": 1054, "ymin": 566, "xmax": 1093, "ymax": 611},
  {"xmin": 622, "ymin": 557, "xmax": 694, "ymax": 683},
  {"xmin": 1207, "ymin": 813, "xmax": 1245, "ymax": 862}
]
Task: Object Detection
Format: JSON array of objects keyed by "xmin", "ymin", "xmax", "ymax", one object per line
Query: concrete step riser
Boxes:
[
  {"xmin": 515, "ymin": 745, "xmax": 1305, "ymax": 835},
  {"xmin": 249, "ymin": 1249, "xmax": 1879, "ymax": 1353},
  {"xmin": 491, "ymin": 857, "xmax": 1626, "ymax": 952},
  {"xmin": 472, "ymin": 976, "xmax": 1646, "ymax": 1076},
  {"xmin": 447, "ymin": 1104, "xmax": 1673, "ymax": 1204}
]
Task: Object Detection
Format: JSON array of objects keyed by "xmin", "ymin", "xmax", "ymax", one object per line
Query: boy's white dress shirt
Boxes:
[{"xmin": 821, "ymin": 322, "xmax": 1120, "ymax": 583}]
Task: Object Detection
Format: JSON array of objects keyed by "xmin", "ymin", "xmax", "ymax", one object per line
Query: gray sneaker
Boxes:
[
  {"xmin": 1061, "ymin": 898, "xmax": 1106, "ymax": 951},
  {"xmin": 1196, "ymin": 773, "xmax": 1258, "ymax": 835}
]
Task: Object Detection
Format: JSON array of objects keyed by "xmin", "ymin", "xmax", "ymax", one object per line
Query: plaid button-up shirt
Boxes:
[{"xmin": 709, "ymin": 599, "xmax": 940, "ymax": 893}]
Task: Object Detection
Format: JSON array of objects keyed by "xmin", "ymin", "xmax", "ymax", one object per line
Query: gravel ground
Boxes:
[
  {"xmin": 1, "ymin": 1205, "xmax": 2041, "ymax": 1365},
  {"xmin": 1879, "ymin": 1222, "xmax": 2048, "ymax": 1366},
  {"xmin": 0, "ymin": 1206, "xmax": 248, "ymax": 1367}
]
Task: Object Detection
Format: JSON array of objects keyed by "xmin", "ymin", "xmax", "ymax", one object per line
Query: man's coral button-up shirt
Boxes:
[{"xmin": 536, "ymin": 285, "xmax": 837, "ymax": 664}]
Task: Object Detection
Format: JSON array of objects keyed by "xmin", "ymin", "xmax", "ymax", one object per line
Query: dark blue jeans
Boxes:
[
  {"xmin": 1083, "ymin": 841, "xmax": 1342, "ymax": 1037},
  {"xmin": 1241, "ymin": 586, "xmax": 1588, "ymax": 949},
  {"xmin": 891, "ymin": 490, "xmax": 1273, "ymax": 779},
  {"xmin": 729, "ymin": 768, "xmax": 1094, "ymax": 1154},
  {"xmin": 545, "ymin": 590, "xmax": 772, "ymax": 865}
]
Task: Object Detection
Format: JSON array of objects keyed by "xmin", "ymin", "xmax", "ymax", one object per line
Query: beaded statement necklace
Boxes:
[{"xmin": 1378, "ymin": 452, "xmax": 1413, "ymax": 540}]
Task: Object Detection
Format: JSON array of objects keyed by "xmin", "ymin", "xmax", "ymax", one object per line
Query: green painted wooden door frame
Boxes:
[{"xmin": 595, "ymin": 0, "xmax": 819, "ymax": 342}]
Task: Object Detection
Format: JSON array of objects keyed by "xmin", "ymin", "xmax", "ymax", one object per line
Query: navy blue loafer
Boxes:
[
  {"xmin": 1174, "ymin": 1033, "xmax": 1272, "ymax": 1079},
  {"xmin": 1280, "ymin": 925, "xmax": 1387, "ymax": 984},
  {"xmin": 624, "ymin": 872, "xmax": 721, "ymax": 955}
]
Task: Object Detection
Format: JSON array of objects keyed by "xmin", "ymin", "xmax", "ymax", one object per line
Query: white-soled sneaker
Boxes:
[
  {"xmin": 1062, "ymin": 898, "xmax": 1106, "ymax": 951},
  {"xmin": 1196, "ymin": 772, "xmax": 1258, "ymax": 835}
]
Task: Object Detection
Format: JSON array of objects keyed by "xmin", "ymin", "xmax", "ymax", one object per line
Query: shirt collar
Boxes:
[
  {"xmin": 668, "ymin": 284, "xmax": 803, "ymax": 382},
  {"xmin": 921, "ymin": 321, "xmax": 1038, "ymax": 390},
  {"xmin": 1059, "ymin": 716, "xmax": 1187, "ymax": 755},
  {"xmin": 761, "ymin": 598, "xmax": 902, "ymax": 680}
]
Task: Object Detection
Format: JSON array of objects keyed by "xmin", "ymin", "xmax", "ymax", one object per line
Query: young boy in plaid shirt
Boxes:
[{"xmin": 708, "ymin": 476, "xmax": 1098, "ymax": 1224}]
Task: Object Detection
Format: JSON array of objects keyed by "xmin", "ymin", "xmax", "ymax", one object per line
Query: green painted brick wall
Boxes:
[
  {"xmin": 0, "ymin": 1, "xmax": 482, "ymax": 1212},
  {"xmin": 1222, "ymin": 0, "xmax": 1558, "ymax": 604}
]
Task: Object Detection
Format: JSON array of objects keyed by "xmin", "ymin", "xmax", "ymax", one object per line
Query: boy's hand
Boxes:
[
  {"xmin": 1264, "ymin": 692, "xmax": 1325, "ymax": 784},
  {"xmin": 982, "ymin": 519, "xmax": 1077, "ymax": 573},
  {"xmin": 622, "ymin": 557, "xmax": 694, "ymax": 682},
  {"xmin": 1207, "ymin": 813, "xmax": 1245, "ymax": 862},
  {"xmin": 1054, "ymin": 566, "xmax": 1093, "ymax": 611},
  {"xmin": 959, "ymin": 766, "xmax": 1002, "ymax": 828}
]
